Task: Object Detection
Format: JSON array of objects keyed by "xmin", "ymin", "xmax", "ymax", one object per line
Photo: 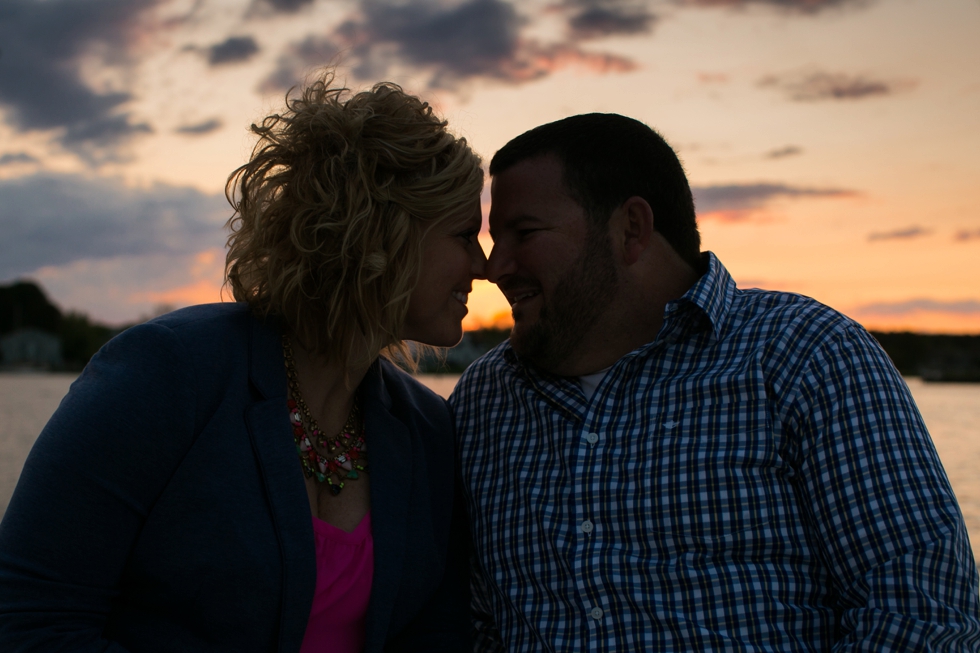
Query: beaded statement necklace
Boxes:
[{"xmin": 282, "ymin": 334, "xmax": 368, "ymax": 496}]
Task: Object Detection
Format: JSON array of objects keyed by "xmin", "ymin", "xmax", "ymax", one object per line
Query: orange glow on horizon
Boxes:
[
  {"xmin": 461, "ymin": 310, "xmax": 980, "ymax": 335},
  {"xmin": 131, "ymin": 279, "xmax": 227, "ymax": 308},
  {"xmin": 132, "ymin": 244, "xmax": 980, "ymax": 336},
  {"xmin": 850, "ymin": 314, "xmax": 980, "ymax": 336},
  {"xmin": 462, "ymin": 310, "xmax": 514, "ymax": 331}
]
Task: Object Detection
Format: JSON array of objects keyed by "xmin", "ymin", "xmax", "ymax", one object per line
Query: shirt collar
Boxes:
[
  {"xmin": 501, "ymin": 250, "xmax": 738, "ymax": 373},
  {"xmin": 668, "ymin": 250, "xmax": 736, "ymax": 343}
]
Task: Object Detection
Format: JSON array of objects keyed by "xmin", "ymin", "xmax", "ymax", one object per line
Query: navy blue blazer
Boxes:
[{"xmin": 0, "ymin": 303, "xmax": 472, "ymax": 652}]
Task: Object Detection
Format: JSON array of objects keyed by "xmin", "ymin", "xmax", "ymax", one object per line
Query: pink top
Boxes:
[{"xmin": 300, "ymin": 512, "xmax": 374, "ymax": 653}]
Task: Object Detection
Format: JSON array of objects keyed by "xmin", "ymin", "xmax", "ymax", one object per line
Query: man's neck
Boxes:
[{"xmin": 546, "ymin": 253, "xmax": 702, "ymax": 377}]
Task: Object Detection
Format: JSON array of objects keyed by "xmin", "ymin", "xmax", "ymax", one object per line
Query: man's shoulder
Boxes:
[
  {"xmin": 720, "ymin": 287, "xmax": 888, "ymax": 381},
  {"xmin": 694, "ymin": 254, "xmax": 862, "ymax": 352},
  {"xmin": 450, "ymin": 340, "xmax": 518, "ymax": 405},
  {"xmin": 728, "ymin": 286, "xmax": 861, "ymax": 344}
]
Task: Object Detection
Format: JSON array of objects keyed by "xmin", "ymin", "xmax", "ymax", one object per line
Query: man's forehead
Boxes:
[
  {"xmin": 489, "ymin": 156, "xmax": 572, "ymax": 209},
  {"xmin": 492, "ymin": 153, "xmax": 564, "ymax": 186},
  {"xmin": 488, "ymin": 162, "xmax": 588, "ymax": 238}
]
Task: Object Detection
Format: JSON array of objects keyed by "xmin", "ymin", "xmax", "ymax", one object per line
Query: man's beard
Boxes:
[{"xmin": 510, "ymin": 228, "xmax": 618, "ymax": 373}]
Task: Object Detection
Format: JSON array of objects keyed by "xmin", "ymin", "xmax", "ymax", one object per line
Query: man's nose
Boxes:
[{"xmin": 485, "ymin": 243, "xmax": 515, "ymax": 284}]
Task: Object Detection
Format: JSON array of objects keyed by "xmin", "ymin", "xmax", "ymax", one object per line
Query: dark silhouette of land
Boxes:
[
  {"xmin": 2, "ymin": 280, "xmax": 979, "ymax": 380},
  {"xmin": 420, "ymin": 327, "xmax": 980, "ymax": 381},
  {"xmin": 0, "ymin": 282, "xmax": 119, "ymax": 370}
]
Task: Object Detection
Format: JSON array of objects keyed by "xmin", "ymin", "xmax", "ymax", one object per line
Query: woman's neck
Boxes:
[{"xmin": 287, "ymin": 337, "xmax": 373, "ymax": 435}]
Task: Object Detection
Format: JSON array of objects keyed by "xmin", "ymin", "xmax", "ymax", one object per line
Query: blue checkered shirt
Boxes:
[{"xmin": 450, "ymin": 252, "xmax": 980, "ymax": 652}]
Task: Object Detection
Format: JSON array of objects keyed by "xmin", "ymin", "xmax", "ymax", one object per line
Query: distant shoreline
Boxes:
[{"xmin": 4, "ymin": 276, "xmax": 980, "ymax": 380}]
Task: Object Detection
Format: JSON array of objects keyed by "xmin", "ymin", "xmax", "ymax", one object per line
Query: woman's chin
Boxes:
[{"xmin": 403, "ymin": 325, "xmax": 463, "ymax": 349}]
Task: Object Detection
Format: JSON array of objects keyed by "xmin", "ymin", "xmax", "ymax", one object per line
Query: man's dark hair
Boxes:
[{"xmin": 489, "ymin": 113, "xmax": 701, "ymax": 268}]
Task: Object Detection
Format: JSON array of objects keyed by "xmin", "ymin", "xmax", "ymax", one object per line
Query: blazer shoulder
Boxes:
[
  {"xmin": 378, "ymin": 358, "xmax": 448, "ymax": 407},
  {"xmin": 131, "ymin": 303, "xmax": 253, "ymax": 363},
  {"xmin": 377, "ymin": 359, "xmax": 452, "ymax": 431}
]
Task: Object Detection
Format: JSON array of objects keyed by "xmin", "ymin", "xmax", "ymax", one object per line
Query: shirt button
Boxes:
[
  {"xmin": 580, "ymin": 519, "xmax": 594, "ymax": 534},
  {"xmin": 590, "ymin": 607, "xmax": 604, "ymax": 620},
  {"xmin": 585, "ymin": 432, "xmax": 599, "ymax": 444}
]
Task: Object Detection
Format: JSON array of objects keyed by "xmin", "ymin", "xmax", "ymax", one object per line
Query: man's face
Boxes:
[{"xmin": 487, "ymin": 155, "xmax": 618, "ymax": 372}]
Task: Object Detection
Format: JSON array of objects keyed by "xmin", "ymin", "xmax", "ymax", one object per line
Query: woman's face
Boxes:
[{"xmin": 401, "ymin": 200, "xmax": 487, "ymax": 347}]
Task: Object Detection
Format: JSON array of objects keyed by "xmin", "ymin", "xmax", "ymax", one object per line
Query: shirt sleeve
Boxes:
[
  {"xmin": 0, "ymin": 323, "xmax": 198, "ymax": 653},
  {"xmin": 788, "ymin": 324, "xmax": 980, "ymax": 650}
]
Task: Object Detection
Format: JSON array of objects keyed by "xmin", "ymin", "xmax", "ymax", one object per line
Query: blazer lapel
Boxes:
[
  {"xmin": 362, "ymin": 362, "xmax": 413, "ymax": 652},
  {"xmin": 244, "ymin": 314, "xmax": 316, "ymax": 653}
]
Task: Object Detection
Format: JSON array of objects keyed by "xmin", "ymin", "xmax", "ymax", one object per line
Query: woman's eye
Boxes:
[{"xmin": 458, "ymin": 230, "xmax": 478, "ymax": 244}]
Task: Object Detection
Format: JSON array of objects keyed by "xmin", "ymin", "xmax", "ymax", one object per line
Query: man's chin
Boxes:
[
  {"xmin": 508, "ymin": 321, "xmax": 534, "ymax": 355},
  {"xmin": 509, "ymin": 321, "xmax": 560, "ymax": 372},
  {"xmin": 509, "ymin": 318, "xmax": 537, "ymax": 347}
]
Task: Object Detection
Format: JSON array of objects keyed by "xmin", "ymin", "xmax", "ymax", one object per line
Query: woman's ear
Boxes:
[{"xmin": 614, "ymin": 196, "xmax": 654, "ymax": 266}]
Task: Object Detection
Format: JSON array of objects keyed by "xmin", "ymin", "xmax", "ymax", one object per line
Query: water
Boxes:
[
  {"xmin": 0, "ymin": 373, "xmax": 76, "ymax": 518},
  {"xmin": 1, "ymin": 373, "xmax": 977, "ymax": 563},
  {"xmin": 903, "ymin": 378, "xmax": 980, "ymax": 548}
]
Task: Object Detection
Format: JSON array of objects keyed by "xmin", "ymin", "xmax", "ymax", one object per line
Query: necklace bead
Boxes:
[{"xmin": 281, "ymin": 335, "xmax": 368, "ymax": 494}]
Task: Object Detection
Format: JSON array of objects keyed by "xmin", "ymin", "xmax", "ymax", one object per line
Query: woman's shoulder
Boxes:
[
  {"xmin": 376, "ymin": 358, "xmax": 448, "ymax": 411},
  {"xmin": 373, "ymin": 359, "xmax": 454, "ymax": 440},
  {"xmin": 114, "ymin": 303, "xmax": 251, "ymax": 354},
  {"xmin": 147, "ymin": 302, "xmax": 250, "ymax": 332},
  {"xmin": 92, "ymin": 303, "xmax": 257, "ymax": 392}
]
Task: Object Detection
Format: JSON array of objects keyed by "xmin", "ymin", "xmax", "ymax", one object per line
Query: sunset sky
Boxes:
[{"xmin": 1, "ymin": 0, "xmax": 978, "ymax": 333}]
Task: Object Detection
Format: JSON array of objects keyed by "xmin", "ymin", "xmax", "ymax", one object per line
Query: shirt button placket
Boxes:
[{"xmin": 578, "ymin": 425, "xmax": 601, "ymax": 648}]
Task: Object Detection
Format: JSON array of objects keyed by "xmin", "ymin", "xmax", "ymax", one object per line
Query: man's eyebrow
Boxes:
[{"xmin": 489, "ymin": 214, "xmax": 543, "ymax": 238}]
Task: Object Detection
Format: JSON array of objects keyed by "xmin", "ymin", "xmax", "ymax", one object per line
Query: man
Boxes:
[{"xmin": 450, "ymin": 113, "xmax": 980, "ymax": 651}]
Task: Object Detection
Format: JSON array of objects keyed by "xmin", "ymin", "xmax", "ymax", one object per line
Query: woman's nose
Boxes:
[{"xmin": 470, "ymin": 240, "xmax": 488, "ymax": 280}]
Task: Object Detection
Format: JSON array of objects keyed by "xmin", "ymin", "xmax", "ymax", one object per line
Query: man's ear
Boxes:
[{"xmin": 615, "ymin": 196, "xmax": 655, "ymax": 266}]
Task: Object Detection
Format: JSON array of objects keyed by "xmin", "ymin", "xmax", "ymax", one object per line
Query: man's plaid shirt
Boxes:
[{"xmin": 450, "ymin": 252, "xmax": 980, "ymax": 652}]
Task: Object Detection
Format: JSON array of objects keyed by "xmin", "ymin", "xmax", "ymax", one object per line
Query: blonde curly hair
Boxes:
[{"xmin": 225, "ymin": 71, "xmax": 483, "ymax": 371}]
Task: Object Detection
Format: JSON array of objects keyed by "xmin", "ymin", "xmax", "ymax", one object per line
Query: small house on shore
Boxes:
[{"xmin": 0, "ymin": 328, "xmax": 63, "ymax": 370}]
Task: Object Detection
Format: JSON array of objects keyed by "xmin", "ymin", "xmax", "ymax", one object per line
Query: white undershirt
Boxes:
[{"xmin": 577, "ymin": 366, "xmax": 612, "ymax": 401}]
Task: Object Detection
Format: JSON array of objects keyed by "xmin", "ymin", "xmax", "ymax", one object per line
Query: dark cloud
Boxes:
[
  {"xmin": 867, "ymin": 226, "xmax": 931, "ymax": 242},
  {"xmin": 0, "ymin": 0, "xmax": 159, "ymax": 158},
  {"xmin": 364, "ymin": 0, "xmax": 525, "ymax": 80},
  {"xmin": 258, "ymin": 0, "xmax": 315, "ymax": 12},
  {"xmin": 0, "ymin": 152, "xmax": 39, "ymax": 166},
  {"xmin": 562, "ymin": 1, "xmax": 658, "ymax": 40},
  {"xmin": 677, "ymin": 0, "xmax": 869, "ymax": 14},
  {"xmin": 0, "ymin": 173, "xmax": 228, "ymax": 279},
  {"xmin": 208, "ymin": 36, "xmax": 260, "ymax": 65},
  {"xmin": 759, "ymin": 69, "xmax": 914, "ymax": 102},
  {"xmin": 175, "ymin": 118, "xmax": 223, "ymax": 135},
  {"xmin": 259, "ymin": 35, "xmax": 345, "ymax": 94},
  {"xmin": 765, "ymin": 145, "xmax": 803, "ymax": 159},
  {"xmin": 954, "ymin": 228, "xmax": 980, "ymax": 242},
  {"xmin": 852, "ymin": 298, "xmax": 980, "ymax": 317},
  {"xmin": 693, "ymin": 182, "xmax": 855, "ymax": 219},
  {"xmin": 262, "ymin": 0, "xmax": 637, "ymax": 92}
]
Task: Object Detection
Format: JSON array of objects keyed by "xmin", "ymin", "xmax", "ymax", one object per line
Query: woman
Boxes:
[{"xmin": 0, "ymin": 72, "xmax": 486, "ymax": 652}]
